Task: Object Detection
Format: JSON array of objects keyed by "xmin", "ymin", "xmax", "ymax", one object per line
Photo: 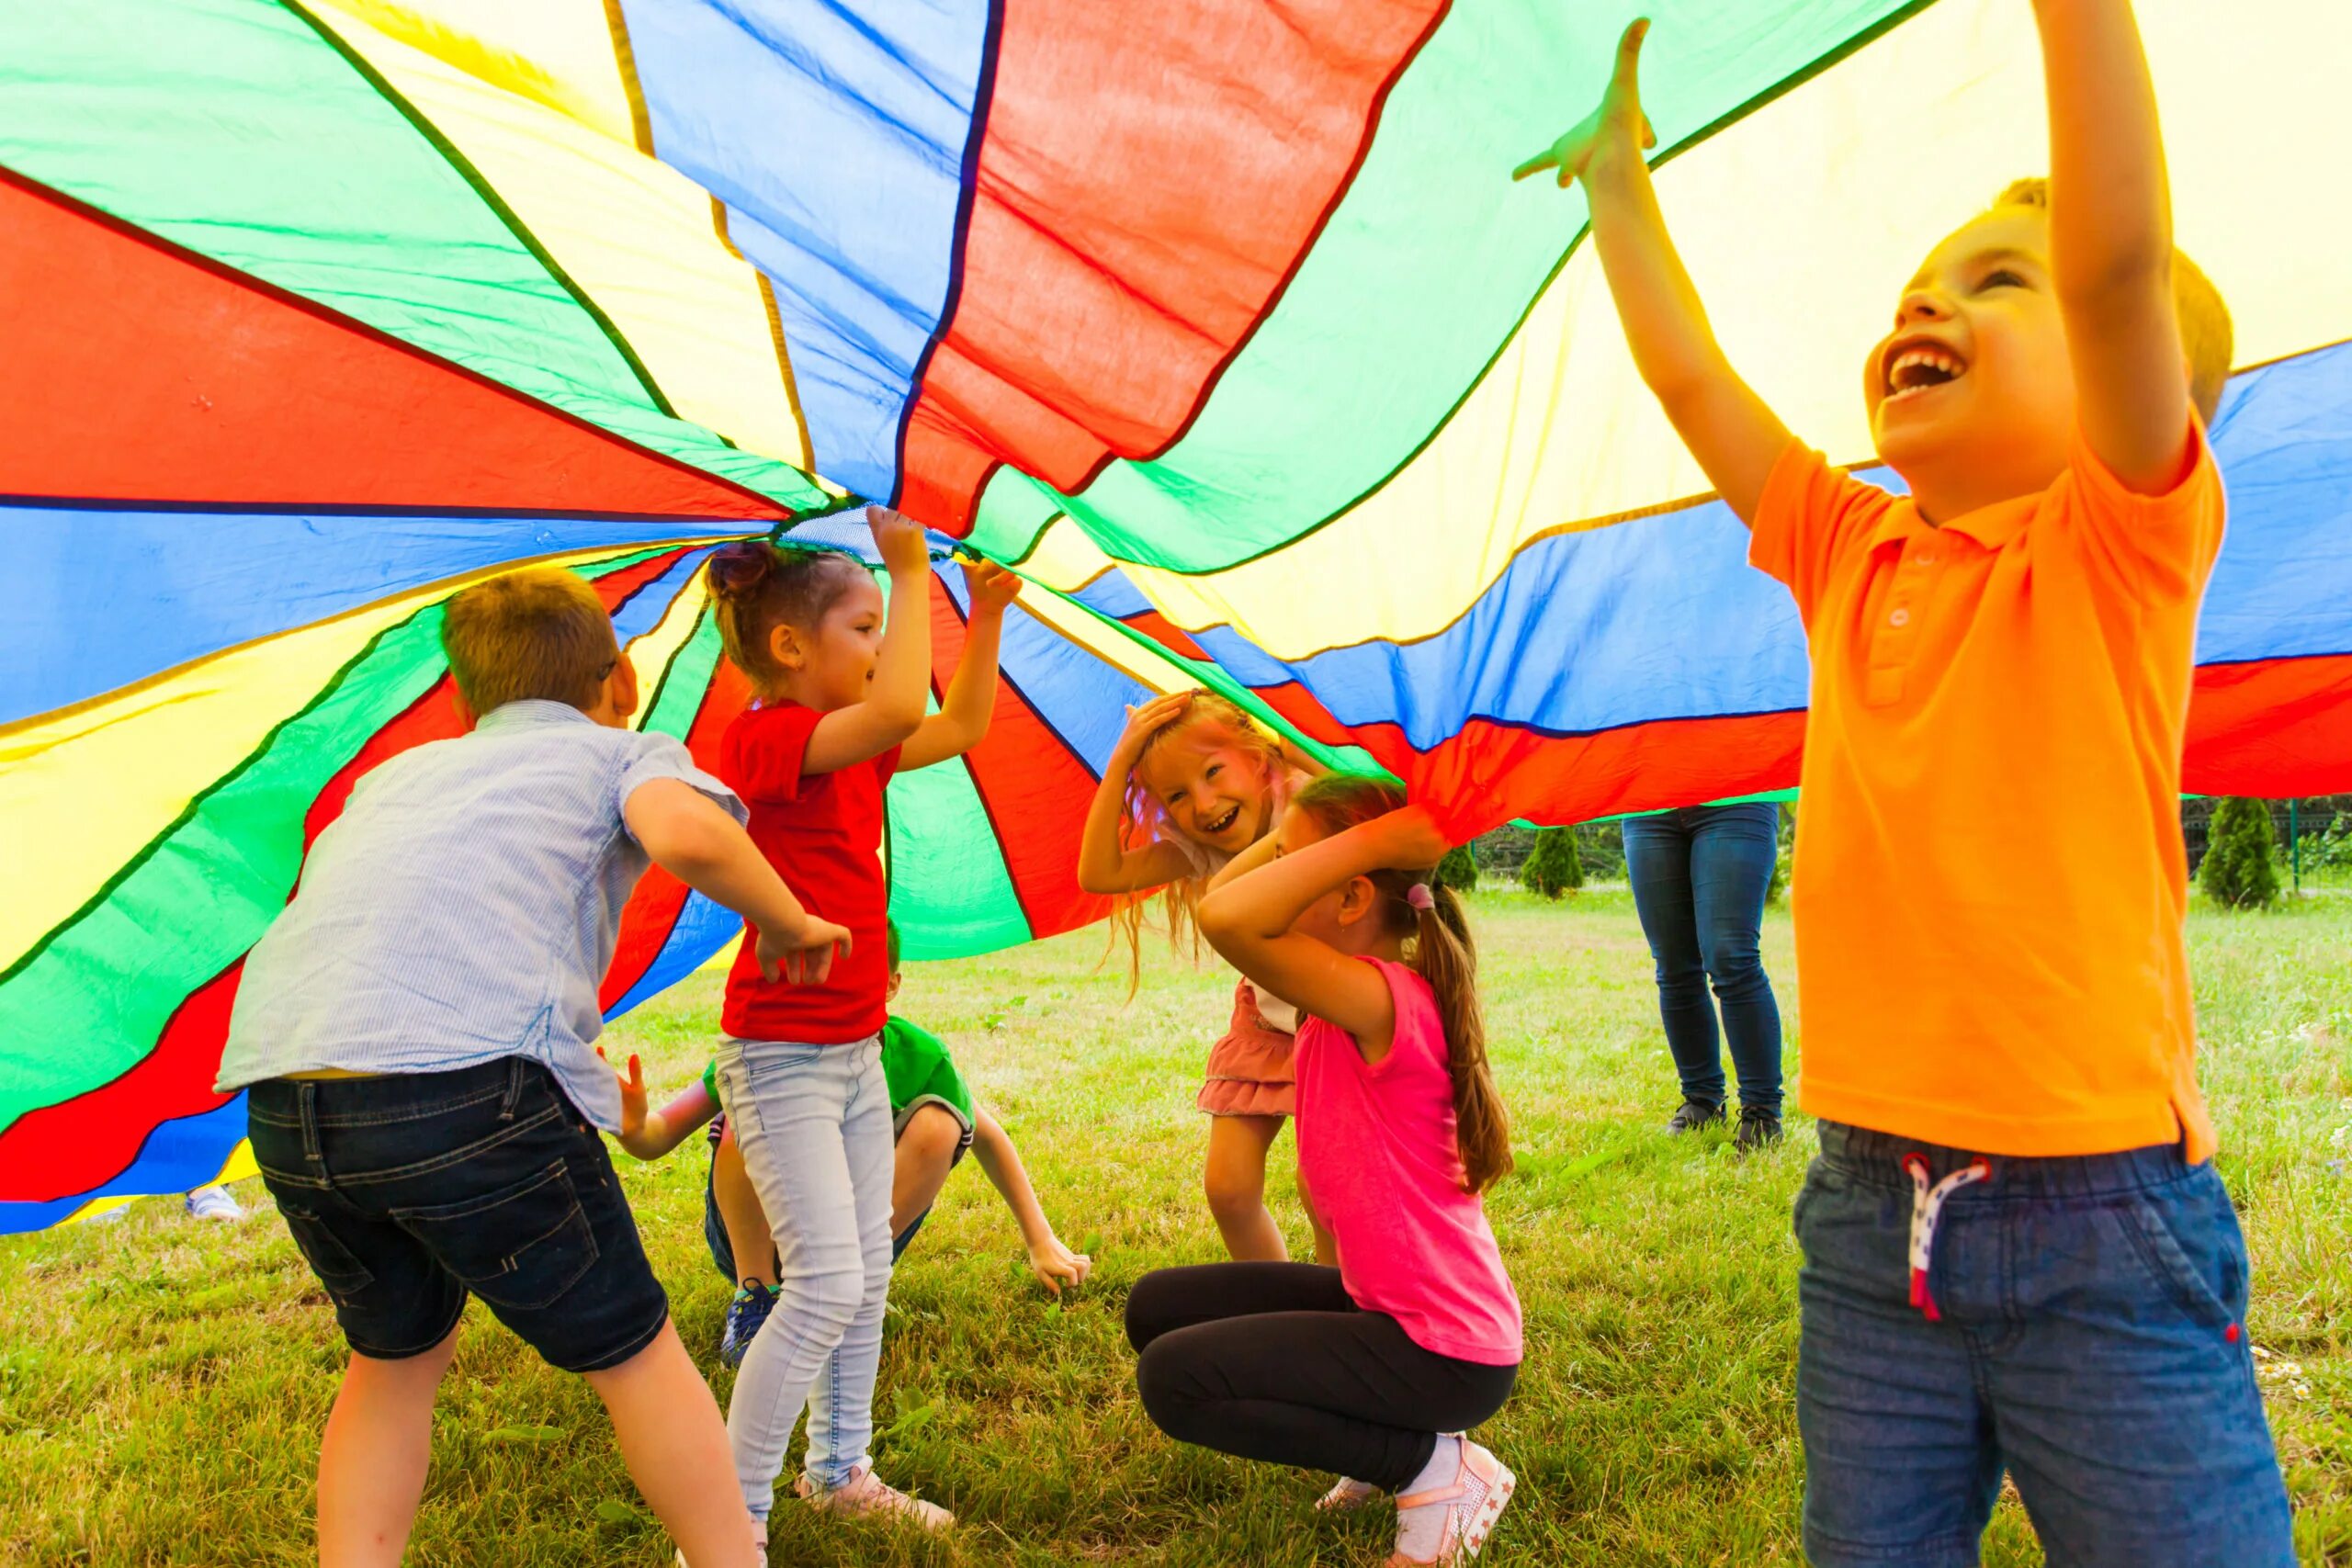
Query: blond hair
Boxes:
[
  {"xmin": 440, "ymin": 568, "xmax": 616, "ymax": 716},
  {"xmin": 1109, "ymin": 692, "xmax": 1290, "ymax": 993},
  {"xmin": 1993, "ymin": 177, "xmax": 2233, "ymax": 424},
  {"xmin": 1291, "ymin": 774, "xmax": 1512, "ymax": 1194}
]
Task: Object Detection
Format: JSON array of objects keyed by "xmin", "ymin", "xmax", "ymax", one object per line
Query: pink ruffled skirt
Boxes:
[{"xmin": 1195, "ymin": 977, "xmax": 1297, "ymax": 1119}]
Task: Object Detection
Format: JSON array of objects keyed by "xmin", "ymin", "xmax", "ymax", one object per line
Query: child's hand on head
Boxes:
[
  {"xmin": 1513, "ymin": 17, "xmax": 1656, "ymax": 189},
  {"xmin": 962, "ymin": 557, "xmax": 1023, "ymax": 614},
  {"xmin": 600, "ymin": 1047, "xmax": 647, "ymax": 1140},
  {"xmin": 1026, "ymin": 1235, "xmax": 1092, "ymax": 1296},
  {"xmin": 1114, "ymin": 692, "xmax": 1193, "ymax": 761},
  {"xmin": 865, "ymin": 504, "xmax": 931, "ymax": 572},
  {"xmin": 758, "ymin": 916, "xmax": 854, "ymax": 985}
]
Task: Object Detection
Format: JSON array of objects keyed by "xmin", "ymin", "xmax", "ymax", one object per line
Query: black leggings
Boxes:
[{"xmin": 1125, "ymin": 1263, "xmax": 1517, "ymax": 1492}]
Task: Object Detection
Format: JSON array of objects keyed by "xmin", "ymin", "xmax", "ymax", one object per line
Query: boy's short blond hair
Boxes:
[
  {"xmin": 1994, "ymin": 178, "xmax": 2233, "ymax": 425},
  {"xmin": 441, "ymin": 567, "xmax": 617, "ymax": 716}
]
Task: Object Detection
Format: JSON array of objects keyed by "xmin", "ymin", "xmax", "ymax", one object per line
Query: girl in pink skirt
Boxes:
[{"xmin": 1078, "ymin": 690, "xmax": 1329, "ymax": 1261}]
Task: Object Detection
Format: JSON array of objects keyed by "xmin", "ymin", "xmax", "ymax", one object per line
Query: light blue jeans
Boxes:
[{"xmin": 714, "ymin": 1035, "xmax": 896, "ymax": 1520}]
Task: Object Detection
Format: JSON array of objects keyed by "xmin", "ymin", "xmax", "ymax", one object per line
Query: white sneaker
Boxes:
[
  {"xmin": 1317, "ymin": 1476, "xmax": 1382, "ymax": 1512},
  {"xmin": 796, "ymin": 1465, "xmax": 953, "ymax": 1532},
  {"xmin": 185, "ymin": 1186, "xmax": 247, "ymax": 1222},
  {"xmin": 1388, "ymin": 1438, "xmax": 1514, "ymax": 1565}
]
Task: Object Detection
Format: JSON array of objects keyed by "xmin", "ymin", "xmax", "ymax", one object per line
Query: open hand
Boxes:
[
  {"xmin": 599, "ymin": 1047, "xmax": 648, "ymax": 1141},
  {"xmin": 757, "ymin": 917, "xmax": 854, "ymax": 985},
  {"xmin": 1026, "ymin": 1235, "xmax": 1093, "ymax": 1296},
  {"xmin": 1114, "ymin": 691, "xmax": 1194, "ymax": 762},
  {"xmin": 962, "ymin": 556, "xmax": 1023, "ymax": 614},
  {"xmin": 865, "ymin": 504, "xmax": 932, "ymax": 572},
  {"xmin": 1512, "ymin": 18, "xmax": 1656, "ymax": 189}
]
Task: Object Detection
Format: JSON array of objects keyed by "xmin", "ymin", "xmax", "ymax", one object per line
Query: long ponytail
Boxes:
[
  {"xmin": 1411, "ymin": 882, "xmax": 1511, "ymax": 1193},
  {"xmin": 1290, "ymin": 775, "xmax": 1512, "ymax": 1193}
]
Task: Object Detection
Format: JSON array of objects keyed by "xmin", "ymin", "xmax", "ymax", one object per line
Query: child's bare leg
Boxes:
[
  {"xmin": 584, "ymin": 1320, "xmax": 763, "ymax": 1567},
  {"xmin": 1297, "ymin": 1156, "xmax": 1339, "ymax": 1269},
  {"xmin": 1204, "ymin": 1113, "xmax": 1287, "ymax": 1262},
  {"xmin": 713, "ymin": 1123, "xmax": 776, "ymax": 1289},
  {"xmin": 890, "ymin": 1105, "xmax": 964, "ymax": 1240},
  {"xmin": 317, "ymin": 1325, "xmax": 459, "ymax": 1568}
]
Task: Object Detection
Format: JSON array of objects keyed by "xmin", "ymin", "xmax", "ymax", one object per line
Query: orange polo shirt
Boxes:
[{"xmin": 1750, "ymin": 425, "xmax": 2223, "ymax": 1161}]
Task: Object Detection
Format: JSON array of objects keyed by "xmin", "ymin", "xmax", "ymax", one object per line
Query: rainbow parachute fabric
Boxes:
[{"xmin": 4, "ymin": 0, "xmax": 2349, "ymax": 1230}]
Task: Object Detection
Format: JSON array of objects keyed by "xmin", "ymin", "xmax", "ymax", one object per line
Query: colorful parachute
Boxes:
[{"xmin": 5, "ymin": 0, "xmax": 2348, "ymax": 1229}]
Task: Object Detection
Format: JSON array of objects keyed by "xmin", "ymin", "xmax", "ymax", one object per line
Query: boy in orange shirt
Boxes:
[{"xmin": 1521, "ymin": 6, "xmax": 2289, "ymax": 1563}]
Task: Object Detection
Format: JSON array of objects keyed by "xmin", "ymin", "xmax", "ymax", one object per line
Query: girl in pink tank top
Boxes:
[{"xmin": 1124, "ymin": 774, "xmax": 1520, "ymax": 1567}]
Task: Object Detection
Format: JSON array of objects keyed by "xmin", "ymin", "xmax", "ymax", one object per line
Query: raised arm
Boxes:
[
  {"xmin": 969, "ymin": 1108, "xmax": 1091, "ymax": 1295},
  {"xmin": 899, "ymin": 558, "xmax": 1020, "ymax": 772},
  {"xmin": 2033, "ymin": 0, "xmax": 2193, "ymax": 493},
  {"xmin": 1197, "ymin": 805, "xmax": 1451, "ymax": 1059},
  {"xmin": 1075, "ymin": 692, "xmax": 1204, "ymax": 895},
  {"xmin": 624, "ymin": 778, "xmax": 852, "ymax": 983},
  {"xmin": 804, "ymin": 506, "xmax": 936, "ymax": 776},
  {"xmin": 1516, "ymin": 19, "xmax": 1791, "ymax": 523},
  {"xmin": 602, "ymin": 1049, "xmax": 720, "ymax": 1161}
]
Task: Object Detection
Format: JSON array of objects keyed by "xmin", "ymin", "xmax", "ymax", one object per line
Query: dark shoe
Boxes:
[
  {"xmin": 1734, "ymin": 1108, "xmax": 1785, "ymax": 1153},
  {"xmin": 1666, "ymin": 1100, "xmax": 1725, "ymax": 1134},
  {"xmin": 718, "ymin": 1280, "xmax": 777, "ymax": 1368}
]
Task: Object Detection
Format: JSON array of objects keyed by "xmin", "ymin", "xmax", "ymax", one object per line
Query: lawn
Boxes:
[{"xmin": 6, "ymin": 889, "xmax": 2351, "ymax": 1566}]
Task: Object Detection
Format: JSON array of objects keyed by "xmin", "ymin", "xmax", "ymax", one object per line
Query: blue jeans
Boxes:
[
  {"xmin": 715, "ymin": 1037, "xmax": 896, "ymax": 1518},
  {"xmin": 1621, "ymin": 803, "xmax": 1783, "ymax": 1114},
  {"xmin": 1796, "ymin": 1122, "xmax": 2292, "ymax": 1567}
]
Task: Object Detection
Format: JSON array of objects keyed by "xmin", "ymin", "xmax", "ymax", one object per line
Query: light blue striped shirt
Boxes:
[{"xmin": 216, "ymin": 700, "xmax": 745, "ymax": 1130}]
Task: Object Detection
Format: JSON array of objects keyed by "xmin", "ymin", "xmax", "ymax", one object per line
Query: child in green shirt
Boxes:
[{"xmin": 611, "ymin": 922, "xmax": 1090, "ymax": 1365}]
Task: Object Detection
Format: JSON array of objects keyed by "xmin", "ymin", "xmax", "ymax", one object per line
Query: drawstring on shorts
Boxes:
[{"xmin": 1905, "ymin": 1153, "xmax": 1991, "ymax": 1321}]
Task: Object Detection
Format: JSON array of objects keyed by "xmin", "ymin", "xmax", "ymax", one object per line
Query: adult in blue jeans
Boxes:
[{"xmin": 1620, "ymin": 802, "xmax": 1784, "ymax": 1150}]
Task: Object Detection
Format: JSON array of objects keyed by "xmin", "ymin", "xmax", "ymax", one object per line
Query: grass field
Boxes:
[{"xmin": 7, "ymin": 889, "xmax": 2352, "ymax": 1566}]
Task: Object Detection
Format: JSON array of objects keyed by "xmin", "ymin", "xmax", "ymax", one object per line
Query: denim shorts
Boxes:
[
  {"xmin": 1795, "ymin": 1120, "xmax": 2292, "ymax": 1568},
  {"xmin": 248, "ymin": 1058, "xmax": 669, "ymax": 1373}
]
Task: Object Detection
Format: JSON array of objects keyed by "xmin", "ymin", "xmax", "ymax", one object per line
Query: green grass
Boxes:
[{"xmin": 7, "ymin": 890, "xmax": 2352, "ymax": 1565}]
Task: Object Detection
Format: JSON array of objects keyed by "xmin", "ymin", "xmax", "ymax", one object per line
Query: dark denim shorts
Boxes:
[
  {"xmin": 248, "ymin": 1058, "xmax": 669, "ymax": 1373},
  {"xmin": 1795, "ymin": 1121, "xmax": 2292, "ymax": 1568}
]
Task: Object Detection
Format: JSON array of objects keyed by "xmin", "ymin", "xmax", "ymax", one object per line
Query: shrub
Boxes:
[
  {"xmin": 1766, "ymin": 803, "xmax": 1795, "ymax": 906},
  {"xmin": 2199, "ymin": 796, "xmax": 2280, "ymax": 908},
  {"xmin": 1434, "ymin": 843, "xmax": 1479, "ymax": 894},
  {"xmin": 1521, "ymin": 827, "xmax": 1584, "ymax": 900}
]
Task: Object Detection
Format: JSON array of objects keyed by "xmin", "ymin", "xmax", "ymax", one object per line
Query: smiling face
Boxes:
[
  {"xmin": 1864, "ymin": 206, "xmax": 2076, "ymax": 517},
  {"xmin": 769, "ymin": 573, "xmax": 886, "ymax": 711},
  {"xmin": 1136, "ymin": 727, "xmax": 1275, "ymax": 857}
]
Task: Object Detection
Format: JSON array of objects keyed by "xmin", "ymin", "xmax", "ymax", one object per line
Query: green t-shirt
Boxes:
[
  {"xmin": 881, "ymin": 1015, "xmax": 974, "ymax": 1134},
  {"xmin": 702, "ymin": 1015, "xmax": 972, "ymax": 1134}
]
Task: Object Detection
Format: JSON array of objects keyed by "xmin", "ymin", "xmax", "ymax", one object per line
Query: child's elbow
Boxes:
[{"xmin": 1195, "ymin": 892, "xmax": 1243, "ymax": 944}]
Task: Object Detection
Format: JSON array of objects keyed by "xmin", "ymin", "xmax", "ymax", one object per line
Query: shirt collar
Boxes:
[
  {"xmin": 475, "ymin": 699, "xmax": 598, "ymax": 732},
  {"xmin": 1867, "ymin": 491, "xmax": 2035, "ymax": 554}
]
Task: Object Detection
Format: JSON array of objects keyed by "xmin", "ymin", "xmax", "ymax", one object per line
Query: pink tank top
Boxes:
[{"xmin": 1295, "ymin": 958, "xmax": 1521, "ymax": 1365}]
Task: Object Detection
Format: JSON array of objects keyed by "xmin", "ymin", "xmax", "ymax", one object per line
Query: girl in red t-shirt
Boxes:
[
  {"xmin": 702, "ymin": 505, "xmax": 1019, "ymax": 1543},
  {"xmin": 1076, "ymin": 691, "xmax": 1329, "ymax": 1265}
]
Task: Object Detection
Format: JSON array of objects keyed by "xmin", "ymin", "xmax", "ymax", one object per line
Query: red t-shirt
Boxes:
[{"xmin": 719, "ymin": 702, "xmax": 899, "ymax": 1043}]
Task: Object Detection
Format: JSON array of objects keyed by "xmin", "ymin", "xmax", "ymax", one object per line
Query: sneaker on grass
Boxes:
[
  {"xmin": 796, "ymin": 1465, "xmax": 953, "ymax": 1532},
  {"xmin": 718, "ymin": 1281, "xmax": 777, "ymax": 1369},
  {"xmin": 185, "ymin": 1185, "xmax": 248, "ymax": 1223},
  {"xmin": 1664, "ymin": 1100, "xmax": 1724, "ymax": 1134}
]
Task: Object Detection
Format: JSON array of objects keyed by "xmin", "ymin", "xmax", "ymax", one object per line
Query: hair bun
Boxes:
[{"xmin": 707, "ymin": 540, "xmax": 776, "ymax": 601}]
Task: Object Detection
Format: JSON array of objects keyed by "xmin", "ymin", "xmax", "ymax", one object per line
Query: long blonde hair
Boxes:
[
  {"xmin": 1109, "ymin": 691, "xmax": 1290, "ymax": 993},
  {"xmin": 1291, "ymin": 774, "xmax": 1512, "ymax": 1195}
]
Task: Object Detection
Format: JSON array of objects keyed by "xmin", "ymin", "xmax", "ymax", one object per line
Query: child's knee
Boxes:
[
  {"xmin": 778, "ymin": 1260, "xmax": 868, "ymax": 1338},
  {"xmin": 1203, "ymin": 1163, "xmax": 1264, "ymax": 1221},
  {"xmin": 898, "ymin": 1105, "xmax": 964, "ymax": 1171}
]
